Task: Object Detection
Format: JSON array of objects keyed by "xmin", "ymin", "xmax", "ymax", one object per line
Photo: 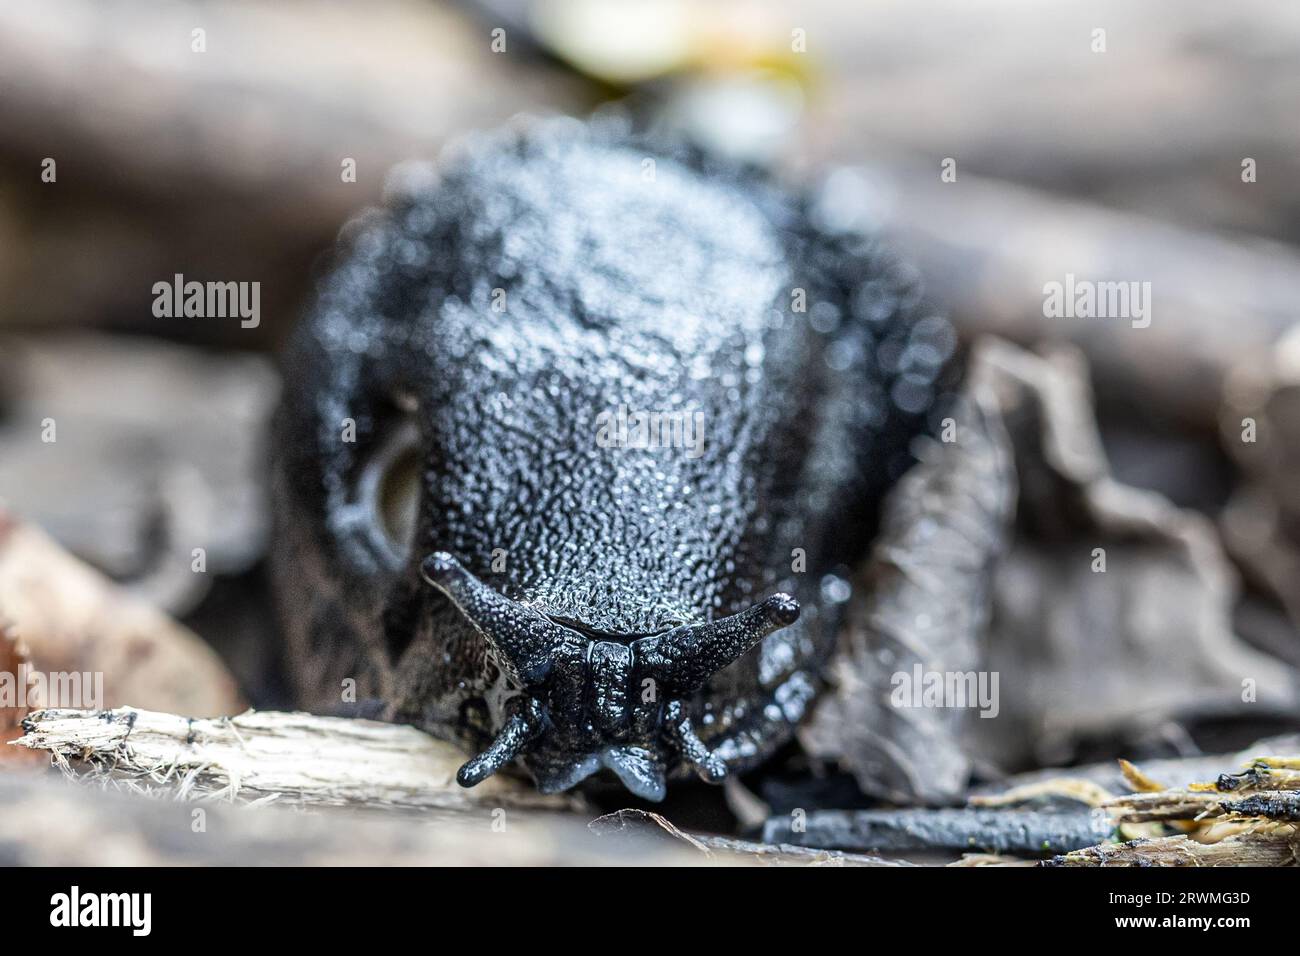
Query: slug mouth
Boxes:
[{"xmin": 418, "ymin": 550, "xmax": 800, "ymax": 798}]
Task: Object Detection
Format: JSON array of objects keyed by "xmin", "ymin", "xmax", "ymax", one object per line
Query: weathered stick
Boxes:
[
  {"xmin": 763, "ymin": 807, "xmax": 1115, "ymax": 856},
  {"xmin": 0, "ymin": 0, "xmax": 583, "ymax": 342},
  {"xmin": 808, "ymin": 0, "xmax": 1300, "ymax": 240},
  {"xmin": 855, "ymin": 164, "xmax": 1300, "ymax": 425},
  {"xmin": 14, "ymin": 706, "xmax": 580, "ymax": 813}
]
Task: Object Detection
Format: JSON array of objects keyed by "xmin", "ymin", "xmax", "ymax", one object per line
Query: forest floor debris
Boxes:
[
  {"xmin": 11, "ymin": 706, "xmax": 1300, "ymax": 866},
  {"xmin": 14, "ymin": 705, "xmax": 578, "ymax": 813}
]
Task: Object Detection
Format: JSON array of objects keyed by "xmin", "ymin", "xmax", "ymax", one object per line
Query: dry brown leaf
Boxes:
[
  {"xmin": 0, "ymin": 618, "xmax": 41, "ymax": 763},
  {"xmin": 0, "ymin": 510, "xmax": 243, "ymax": 717}
]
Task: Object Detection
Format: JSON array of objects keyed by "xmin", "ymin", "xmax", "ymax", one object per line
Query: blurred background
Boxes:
[{"xmin": 1, "ymin": 0, "xmax": 1298, "ymax": 809}]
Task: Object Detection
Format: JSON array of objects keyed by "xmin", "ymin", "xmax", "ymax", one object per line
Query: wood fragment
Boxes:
[
  {"xmin": 1045, "ymin": 832, "xmax": 1300, "ymax": 867},
  {"xmin": 949, "ymin": 853, "xmax": 1037, "ymax": 867},
  {"xmin": 14, "ymin": 706, "xmax": 580, "ymax": 813},
  {"xmin": 588, "ymin": 809, "xmax": 712, "ymax": 855},
  {"xmin": 1100, "ymin": 791, "xmax": 1222, "ymax": 824},
  {"xmin": 697, "ymin": 835, "xmax": 913, "ymax": 868}
]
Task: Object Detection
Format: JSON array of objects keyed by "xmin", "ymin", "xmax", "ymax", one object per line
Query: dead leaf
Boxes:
[
  {"xmin": 802, "ymin": 337, "xmax": 1017, "ymax": 803},
  {"xmin": 0, "ymin": 509, "xmax": 244, "ymax": 717},
  {"xmin": 0, "ymin": 617, "xmax": 41, "ymax": 763}
]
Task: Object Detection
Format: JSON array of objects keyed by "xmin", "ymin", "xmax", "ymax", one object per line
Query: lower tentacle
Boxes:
[
  {"xmin": 456, "ymin": 695, "xmax": 545, "ymax": 787},
  {"xmin": 663, "ymin": 699, "xmax": 728, "ymax": 783}
]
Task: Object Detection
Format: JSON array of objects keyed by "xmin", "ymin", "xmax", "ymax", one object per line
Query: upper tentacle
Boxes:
[
  {"xmin": 421, "ymin": 552, "xmax": 582, "ymax": 688},
  {"xmin": 633, "ymin": 593, "xmax": 800, "ymax": 696}
]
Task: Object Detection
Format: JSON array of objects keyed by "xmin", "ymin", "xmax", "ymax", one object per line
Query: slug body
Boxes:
[{"xmin": 271, "ymin": 118, "xmax": 953, "ymax": 800}]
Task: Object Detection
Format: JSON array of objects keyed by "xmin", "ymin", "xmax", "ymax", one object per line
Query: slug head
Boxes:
[{"xmin": 420, "ymin": 551, "xmax": 799, "ymax": 801}]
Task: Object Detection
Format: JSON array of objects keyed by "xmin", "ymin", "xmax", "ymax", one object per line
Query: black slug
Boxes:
[{"xmin": 270, "ymin": 116, "xmax": 955, "ymax": 800}]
